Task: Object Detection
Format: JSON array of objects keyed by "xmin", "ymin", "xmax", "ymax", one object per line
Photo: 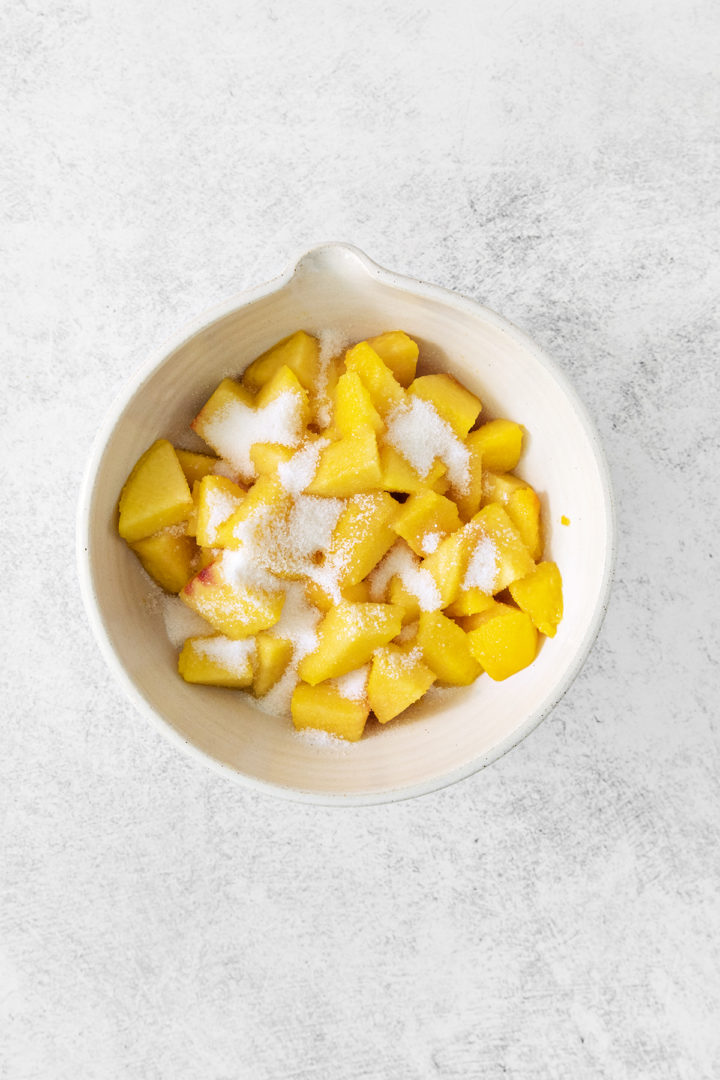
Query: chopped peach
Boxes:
[
  {"xmin": 118, "ymin": 439, "xmax": 194, "ymax": 543},
  {"xmin": 249, "ymin": 443, "xmax": 295, "ymax": 476},
  {"xmin": 298, "ymin": 600, "xmax": 404, "ymax": 684},
  {"xmin": 417, "ymin": 611, "xmax": 482, "ymax": 685},
  {"xmin": 392, "ymin": 489, "xmax": 462, "ymax": 556},
  {"xmin": 366, "ymin": 331, "xmax": 418, "ymax": 387},
  {"xmin": 408, "ymin": 374, "xmax": 482, "ymax": 438},
  {"xmin": 252, "ymin": 634, "xmax": 294, "ymax": 696},
  {"xmin": 344, "ymin": 341, "xmax": 405, "ymax": 418},
  {"xmin": 130, "ymin": 526, "xmax": 198, "ymax": 593},
  {"xmin": 332, "ymin": 370, "xmax": 385, "ymax": 437},
  {"xmin": 194, "ymin": 476, "xmax": 247, "ymax": 548},
  {"xmin": 379, "ymin": 444, "xmax": 448, "ymax": 494},
  {"xmin": 181, "ymin": 558, "xmax": 284, "ymax": 639},
  {"xmin": 178, "ymin": 635, "xmax": 254, "ymax": 688},
  {"xmin": 175, "ymin": 449, "xmax": 222, "ymax": 486},
  {"xmin": 291, "ymin": 683, "xmax": 369, "ymax": 742},
  {"xmin": 241, "ymin": 330, "xmax": 319, "ymax": 392},
  {"xmin": 466, "ymin": 602, "xmax": 538, "ymax": 680},
  {"xmin": 470, "ymin": 419, "xmax": 523, "ymax": 473},
  {"xmin": 325, "ymin": 491, "xmax": 399, "ymax": 588},
  {"xmin": 465, "ymin": 503, "xmax": 535, "ymax": 594},
  {"xmin": 421, "ymin": 526, "xmax": 474, "ymax": 608},
  {"xmin": 368, "ymin": 643, "xmax": 436, "ymax": 722},
  {"xmin": 305, "ymin": 426, "xmax": 382, "ymax": 497},
  {"xmin": 508, "ymin": 561, "xmax": 563, "ymax": 637}
]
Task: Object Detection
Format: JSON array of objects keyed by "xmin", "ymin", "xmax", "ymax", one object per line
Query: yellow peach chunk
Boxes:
[
  {"xmin": 191, "ymin": 373, "xmax": 306, "ymax": 481},
  {"xmin": 186, "ymin": 480, "xmax": 200, "ymax": 537},
  {"xmin": 181, "ymin": 557, "xmax": 284, "ymax": 639},
  {"xmin": 482, "ymin": 472, "xmax": 542, "ymax": 560},
  {"xmin": 344, "ymin": 341, "xmax": 405, "ymax": 419},
  {"xmin": 508, "ymin": 561, "xmax": 563, "ymax": 637},
  {"xmin": 194, "ymin": 476, "xmax": 247, "ymax": 548},
  {"xmin": 366, "ymin": 331, "xmax": 419, "ymax": 387},
  {"xmin": 305, "ymin": 426, "xmax": 382, "ymax": 497},
  {"xmin": 408, "ymin": 374, "xmax": 482, "ymax": 438},
  {"xmin": 291, "ymin": 683, "xmax": 369, "ymax": 742},
  {"xmin": 444, "ymin": 588, "xmax": 496, "ymax": 618},
  {"xmin": 130, "ymin": 526, "xmax": 198, "ymax": 593},
  {"xmin": 118, "ymin": 439, "xmax": 194, "ymax": 543},
  {"xmin": 298, "ymin": 600, "xmax": 404, "ymax": 685},
  {"xmin": 368, "ymin": 643, "xmax": 436, "ymax": 723},
  {"xmin": 379, "ymin": 444, "xmax": 448, "ymax": 494},
  {"xmin": 332, "ymin": 370, "xmax": 384, "ymax": 437},
  {"xmin": 249, "ymin": 443, "xmax": 295, "ymax": 476},
  {"xmin": 482, "ymin": 470, "xmax": 529, "ymax": 505},
  {"xmin": 254, "ymin": 364, "xmax": 311, "ymax": 428},
  {"xmin": 219, "ymin": 475, "xmax": 288, "ymax": 550},
  {"xmin": 388, "ymin": 577, "xmax": 422, "ymax": 624},
  {"xmin": 252, "ymin": 634, "xmax": 294, "ymax": 696},
  {"xmin": 470, "ymin": 419, "xmax": 523, "ymax": 473},
  {"xmin": 304, "ymin": 578, "xmax": 372, "ymax": 613},
  {"xmin": 453, "ymin": 436, "xmax": 483, "ymax": 522},
  {"xmin": 507, "ymin": 488, "xmax": 542, "ymax": 561},
  {"xmin": 175, "ymin": 449, "xmax": 222, "ymax": 487},
  {"xmin": 392, "ymin": 489, "xmax": 462, "ymax": 556},
  {"xmin": 465, "ymin": 503, "xmax": 535, "ymax": 595},
  {"xmin": 466, "ymin": 602, "xmax": 538, "ymax": 680},
  {"xmin": 196, "ymin": 547, "xmax": 217, "ymax": 571},
  {"xmin": 417, "ymin": 611, "xmax": 482, "ymax": 685},
  {"xmin": 326, "ymin": 491, "xmax": 399, "ymax": 588},
  {"xmin": 191, "ymin": 378, "xmax": 255, "ymax": 448},
  {"xmin": 241, "ymin": 330, "xmax": 320, "ymax": 392},
  {"xmin": 420, "ymin": 526, "xmax": 474, "ymax": 608},
  {"xmin": 178, "ymin": 635, "xmax": 254, "ymax": 688}
]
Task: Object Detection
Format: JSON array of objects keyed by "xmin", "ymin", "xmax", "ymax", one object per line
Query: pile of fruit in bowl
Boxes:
[{"xmin": 117, "ymin": 329, "xmax": 563, "ymax": 742}]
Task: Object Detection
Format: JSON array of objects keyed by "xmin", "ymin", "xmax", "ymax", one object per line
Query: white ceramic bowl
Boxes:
[{"xmin": 78, "ymin": 243, "xmax": 614, "ymax": 805}]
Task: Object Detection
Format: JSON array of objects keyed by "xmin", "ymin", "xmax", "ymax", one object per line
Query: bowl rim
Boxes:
[{"xmin": 77, "ymin": 241, "xmax": 616, "ymax": 806}]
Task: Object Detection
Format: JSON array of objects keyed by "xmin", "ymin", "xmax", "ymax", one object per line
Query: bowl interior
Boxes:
[{"xmin": 80, "ymin": 245, "xmax": 613, "ymax": 802}]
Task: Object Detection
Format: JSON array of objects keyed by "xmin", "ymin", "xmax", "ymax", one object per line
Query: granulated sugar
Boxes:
[
  {"xmin": 301, "ymin": 493, "xmax": 381, "ymax": 605},
  {"xmin": 277, "ymin": 438, "xmax": 329, "ymax": 495},
  {"xmin": 318, "ymin": 328, "xmax": 351, "ymax": 365},
  {"xmin": 463, "ymin": 533, "xmax": 498, "ymax": 594},
  {"xmin": 293, "ymin": 727, "xmax": 353, "ymax": 753},
  {"xmin": 250, "ymin": 581, "xmax": 323, "ymax": 717},
  {"xmin": 332, "ymin": 665, "xmax": 369, "ymax": 702},
  {"xmin": 201, "ymin": 390, "xmax": 305, "ymax": 479},
  {"xmin": 385, "ymin": 397, "xmax": 470, "ymax": 493},
  {"xmin": 368, "ymin": 541, "xmax": 441, "ymax": 612},
  {"xmin": 285, "ymin": 495, "xmax": 344, "ymax": 562},
  {"xmin": 202, "ymin": 486, "xmax": 244, "ymax": 544},
  {"xmin": 420, "ymin": 531, "xmax": 441, "ymax": 554},
  {"xmin": 195, "ymin": 635, "xmax": 256, "ymax": 675},
  {"xmin": 314, "ymin": 329, "xmax": 351, "ymax": 428},
  {"xmin": 219, "ymin": 532, "xmax": 278, "ymax": 592},
  {"xmin": 162, "ymin": 595, "xmax": 215, "ymax": 648},
  {"xmin": 235, "ymin": 492, "xmax": 344, "ymax": 584},
  {"xmin": 210, "ymin": 460, "xmax": 241, "ymax": 482},
  {"xmin": 378, "ymin": 644, "xmax": 424, "ymax": 678}
]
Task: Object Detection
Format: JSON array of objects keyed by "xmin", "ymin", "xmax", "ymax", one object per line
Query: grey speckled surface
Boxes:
[{"xmin": 2, "ymin": 0, "xmax": 720, "ymax": 1076}]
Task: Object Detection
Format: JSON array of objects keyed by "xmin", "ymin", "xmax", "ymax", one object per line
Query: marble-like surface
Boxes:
[{"xmin": 2, "ymin": 0, "xmax": 719, "ymax": 1076}]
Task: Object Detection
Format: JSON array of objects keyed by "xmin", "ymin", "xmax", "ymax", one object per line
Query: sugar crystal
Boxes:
[
  {"xmin": 277, "ymin": 438, "xmax": 329, "ymax": 496},
  {"xmin": 385, "ymin": 397, "xmax": 470, "ymax": 493},
  {"xmin": 368, "ymin": 541, "xmax": 441, "ymax": 612},
  {"xmin": 463, "ymin": 533, "xmax": 498, "ymax": 594},
  {"xmin": 195, "ymin": 635, "xmax": 257, "ymax": 676},
  {"xmin": 201, "ymin": 390, "xmax": 305, "ymax": 480}
]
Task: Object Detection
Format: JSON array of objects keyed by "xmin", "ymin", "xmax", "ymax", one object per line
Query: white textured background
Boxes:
[{"xmin": 3, "ymin": 0, "xmax": 719, "ymax": 1077}]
